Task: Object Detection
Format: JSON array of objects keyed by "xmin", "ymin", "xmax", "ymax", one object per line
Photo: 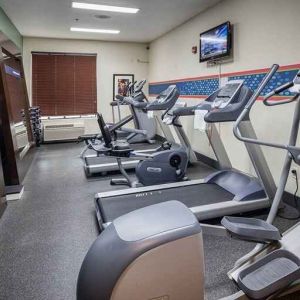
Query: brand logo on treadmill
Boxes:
[
  {"xmin": 147, "ymin": 167, "xmax": 162, "ymax": 173},
  {"xmin": 149, "ymin": 296, "xmax": 169, "ymax": 300},
  {"xmin": 136, "ymin": 192, "xmax": 152, "ymax": 197}
]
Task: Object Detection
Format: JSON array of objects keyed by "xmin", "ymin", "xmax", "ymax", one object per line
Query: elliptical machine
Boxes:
[
  {"xmin": 78, "ymin": 79, "xmax": 156, "ymax": 158},
  {"xmin": 113, "ymin": 79, "xmax": 156, "ymax": 143},
  {"xmin": 90, "ymin": 113, "xmax": 188, "ymax": 187}
]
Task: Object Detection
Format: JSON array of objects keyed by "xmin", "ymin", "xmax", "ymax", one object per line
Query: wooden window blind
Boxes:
[{"xmin": 32, "ymin": 53, "xmax": 97, "ymax": 116}]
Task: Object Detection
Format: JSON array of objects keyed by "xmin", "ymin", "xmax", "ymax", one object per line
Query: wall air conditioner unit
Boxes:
[{"xmin": 43, "ymin": 122, "xmax": 85, "ymax": 142}]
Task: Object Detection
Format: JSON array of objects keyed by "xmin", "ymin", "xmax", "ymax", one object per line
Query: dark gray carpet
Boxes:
[{"xmin": 0, "ymin": 143, "xmax": 297, "ymax": 300}]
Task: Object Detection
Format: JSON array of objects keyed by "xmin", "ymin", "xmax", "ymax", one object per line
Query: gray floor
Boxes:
[{"xmin": 0, "ymin": 143, "xmax": 297, "ymax": 300}]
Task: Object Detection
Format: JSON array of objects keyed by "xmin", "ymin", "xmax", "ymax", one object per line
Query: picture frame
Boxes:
[{"xmin": 113, "ymin": 74, "xmax": 134, "ymax": 100}]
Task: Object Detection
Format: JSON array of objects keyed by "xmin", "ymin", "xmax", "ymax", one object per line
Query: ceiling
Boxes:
[{"xmin": 0, "ymin": 0, "xmax": 221, "ymax": 43}]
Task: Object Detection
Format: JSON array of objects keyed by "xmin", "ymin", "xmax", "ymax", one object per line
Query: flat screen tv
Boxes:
[{"xmin": 200, "ymin": 22, "xmax": 232, "ymax": 62}]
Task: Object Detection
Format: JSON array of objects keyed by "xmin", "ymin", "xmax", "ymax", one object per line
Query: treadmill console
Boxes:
[
  {"xmin": 212, "ymin": 81, "xmax": 243, "ymax": 109},
  {"xmin": 204, "ymin": 80, "xmax": 253, "ymax": 123},
  {"xmin": 146, "ymin": 85, "xmax": 179, "ymax": 111}
]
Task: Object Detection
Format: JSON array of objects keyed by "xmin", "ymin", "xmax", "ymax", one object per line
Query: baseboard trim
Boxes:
[
  {"xmin": 42, "ymin": 139, "xmax": 78, "ymax": 144},
  {"xmin": 5, "ymin": 185, "xmax": 24, "ymax": 201},
  {"xmin": 0, "ymin": 197, "xmax": 6, "ymax": 218},
  {"xmin": 195, "ymin": 152, "xmax": 219, "ymax": 169}
]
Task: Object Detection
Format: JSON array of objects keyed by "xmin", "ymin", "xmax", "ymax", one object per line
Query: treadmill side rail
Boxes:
[{"xmin": 204, "ymin": 169, "xmax": 266, "ymax": 202}]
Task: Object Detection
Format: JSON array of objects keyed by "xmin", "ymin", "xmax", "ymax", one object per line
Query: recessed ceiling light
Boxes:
[
  {"xmin": 70, "ymin": 27, "xmax": 120, "ymax": 34},
  {"xmin": 72, "ymin": 2, "xmax": 139, "ymax": 14}
]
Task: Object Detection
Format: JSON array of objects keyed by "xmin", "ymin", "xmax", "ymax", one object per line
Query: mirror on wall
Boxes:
[
  {"xmin": 0, "ymin": 145, "xmax": 5, "ymax": 217},
  {"xmin": 0, "ymin": 31, "xmax": 34, "ymax": 188},
  {"xmin": 0, "ymin": 31, "xmax": 32, "ymax": 155}
]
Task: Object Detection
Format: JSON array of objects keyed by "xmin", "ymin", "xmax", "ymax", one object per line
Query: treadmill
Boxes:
[
  {"xmin": 84, "ymin": 85, "xmax": 197, "ymax": 175},
  {"xmin": 95, "ymin": 79, "xmax": 277, "ymax": 230}
]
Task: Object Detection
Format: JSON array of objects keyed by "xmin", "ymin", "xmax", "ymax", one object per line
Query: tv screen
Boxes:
[{"xmin": 200, "ymin": 22, "xmax": 231, "ymax": 62}]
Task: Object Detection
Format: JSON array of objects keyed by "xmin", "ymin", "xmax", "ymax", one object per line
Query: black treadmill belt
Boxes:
[{"xmin": 98, "ymin": 183, "xmax": 234, "ymax": 222}]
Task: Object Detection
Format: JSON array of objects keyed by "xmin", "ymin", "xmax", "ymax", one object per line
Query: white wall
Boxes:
[
  {"xmin": 22, "ymin": 37, "xmax": 149, "ymax": 132},
  {"xmin": 149, "ymin": 0, "xmax": 300, "ymax": 193}
]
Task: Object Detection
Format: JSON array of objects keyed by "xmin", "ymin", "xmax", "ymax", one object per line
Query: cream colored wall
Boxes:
[
  {"xmin": 149, "ymin": 0, "xmax": 300, "ymax": 193},
  {"xmin": 22, "ymin": 37, "xmax": 149, "ymax": 130}
]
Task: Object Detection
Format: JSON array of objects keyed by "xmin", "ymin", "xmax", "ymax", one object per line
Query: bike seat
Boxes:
[
  {"xmin": 111, "ymin": 141, "xmax": 131, "ymax": 150},
  {"xmin": 111, "ymin": 141, "xmax": 133, "ymax": 157}
]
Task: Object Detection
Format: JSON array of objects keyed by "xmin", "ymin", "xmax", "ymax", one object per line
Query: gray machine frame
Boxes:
[
  {"xmin": 79, "ymin": 66, "xmax": 300, "ymax": 300},
  {"xmin": 95, "ymin": 79, "xmax": 276, "ymax": 229}
]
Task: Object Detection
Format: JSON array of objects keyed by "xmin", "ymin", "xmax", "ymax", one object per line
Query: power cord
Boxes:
[
  {"xmin": 292, "ymin": 169, "xmax": 299, "ymax": 209},
  {"xmin": 278, "ymin": 169, "xmax": 300, "ymax": 220}
]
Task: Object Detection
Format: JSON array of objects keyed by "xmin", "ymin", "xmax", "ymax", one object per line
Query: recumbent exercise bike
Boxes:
[{"xmin": 89, "ymin": 113, "xmax": 188, "ymax": 187}]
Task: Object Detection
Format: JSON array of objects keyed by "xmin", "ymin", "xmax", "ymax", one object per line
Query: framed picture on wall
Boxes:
[{"xmin": 113, "ymin": 74, "xmax": 134, "ymax": 100}]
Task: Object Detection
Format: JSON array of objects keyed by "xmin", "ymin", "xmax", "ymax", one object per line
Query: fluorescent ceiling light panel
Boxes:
[
  {"xmin": 70, "ymin": 27, "xmax": 120, "ymax": 34},
  {"xmin": 72, "ymin": 2, "xmax": 139, "ymax": 14}
]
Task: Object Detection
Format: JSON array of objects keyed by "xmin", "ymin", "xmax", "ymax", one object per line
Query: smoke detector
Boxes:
[{"xmin": 94, "ymin": 14, "xmax": 111, "ymax": 19}]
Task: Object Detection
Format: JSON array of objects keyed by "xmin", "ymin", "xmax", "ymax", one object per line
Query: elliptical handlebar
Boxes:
[
  {"xmin": 263, "ymin": 93, "xmax": 298, "ymax": 107},
  {"xmin": 128, "ymin": 81, "xmax": 137, "ymax": 96},
  {"xmin": 263, "ymin": 80, "xmax": 298, "ymax": 107},
  {"xmin": 134, "ymin": 79, "xmax": 146, "ymax": 93},
  {"xmin": 232, "ymin": 64, "xmax": 300, "ymax": 158},
  {"xmin": 233, "ymin": 64, "xmax": 279, "ymax": 144}
]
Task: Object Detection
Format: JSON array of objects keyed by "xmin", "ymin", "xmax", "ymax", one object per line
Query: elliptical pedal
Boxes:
[
  {"xmin": 221, "ymin": 216, "xmax": 282, "ymax": 243},
  {"xmin": 238, "ymin": 250, "xmax": 300, "ymax": 299}
]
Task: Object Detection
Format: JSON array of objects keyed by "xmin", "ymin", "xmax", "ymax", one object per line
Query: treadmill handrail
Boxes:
[
  {"xmin": 172, "ymin": 105, "xmax": 199, "ymax": 117},
  {"xmin": 123, "ymin": 95, "xmax": 148, "ymax": 108}
]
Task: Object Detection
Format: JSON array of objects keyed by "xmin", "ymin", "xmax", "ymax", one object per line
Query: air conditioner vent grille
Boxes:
[{"xmin": 45, "ymin": 124, "xmax": 74, "ymax": 129}]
